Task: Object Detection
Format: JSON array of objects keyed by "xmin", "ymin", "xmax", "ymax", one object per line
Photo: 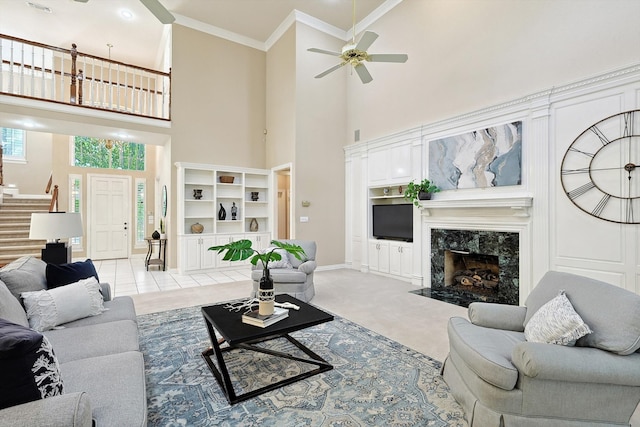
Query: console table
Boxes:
[{"xmin": 145, "ymin": 238, "xmax": 167, "ymax": 271}]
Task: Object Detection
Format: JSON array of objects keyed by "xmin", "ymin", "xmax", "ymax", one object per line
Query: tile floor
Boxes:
[{"xmin": 91, "ymin": 257, "xmax": 252, "ymax": 297}]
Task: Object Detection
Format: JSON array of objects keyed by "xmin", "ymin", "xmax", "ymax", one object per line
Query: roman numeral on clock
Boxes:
[
  {"xmin": 590, "ymin": 124, "xmax": 611, "ymax": 145},
  {"xmin": 567, "ymin": 181, "xmax": 595, "ymax": 199},
  {"xmin": 561, "ymin": 167, "xmax": 589, "ymax": 175},
  {"xmin": 591, "ymin": 194, "xmax": 610, "ymax": 217},
  {"xmin": 623, "ymin": 111, "xmax": 635, "ymax": 138},
  {"xmin": 626, "ymin": 199, "xmax": 634, "ymax": 223}
]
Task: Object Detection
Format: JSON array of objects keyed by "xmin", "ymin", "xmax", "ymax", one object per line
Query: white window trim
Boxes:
[
  {"xmin": 69, "ymin": 174, "xmax": 83, "ymax": 252},
  {"xmin": 134, "ymin": 178, "xmax": 146, "ymax": 249}
]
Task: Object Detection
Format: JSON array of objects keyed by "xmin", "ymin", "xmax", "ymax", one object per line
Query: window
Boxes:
[
  {"xmin": 135, "ymin": 179, "xmax": 146, "ymax": 245},
  {"xmin": 1, "ymin": 127, "xmax": 26, "ymax": 161},
  {"xmin": 69, "ymin": 175, "xmax": 82, "ymax": 249},
  {"xmin": 73, "ymin": 136, "xmax": 145, "ymax": 171}
]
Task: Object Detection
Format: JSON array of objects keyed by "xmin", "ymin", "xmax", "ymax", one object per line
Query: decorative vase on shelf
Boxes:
[
  {"xmin": 231, "ymin": 202, "xmax": 237, "ymax": 220},
  {"xmin": 193, "ymin": 189, "xmax": 203, "ymax": 200},
  {"xmin": 249, "ymin": 218, "xmax": 259, "ymax": 232},
  {"xmin": 251, "ymin": 191, "xmax": 259, "ymax": 201},
  {"xmin": 151, "ymin": 230, "xmax": 160, "ymax": 239},
  {"xmin": 418, "ymin": 190, "xmax": 432, "ymax": 200},
  {"xmin": 218, "ymin": 203, "xmax": 226, "ymax": 220},
  {"xmin": 191, "ymin": 222, "xmax": 204, "ymax": 234},
  {"xmin": 258, "ymin": 269, "xmax": 275, "ymax": 316}
]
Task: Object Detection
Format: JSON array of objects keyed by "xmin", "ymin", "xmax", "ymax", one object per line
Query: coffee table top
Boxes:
[{"xmin": 201, "ymin": 294, "xmax": 334, "ymax": 345}]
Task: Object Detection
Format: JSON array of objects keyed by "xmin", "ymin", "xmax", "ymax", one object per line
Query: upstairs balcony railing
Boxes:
[{"xmin": 0, "ymin": 34, "xmax": 171, "ymax": 120}]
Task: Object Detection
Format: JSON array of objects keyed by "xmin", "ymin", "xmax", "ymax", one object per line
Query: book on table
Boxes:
[{"xmin": 242, "ymin": 307, "xmax": 289, "ymax": 328}]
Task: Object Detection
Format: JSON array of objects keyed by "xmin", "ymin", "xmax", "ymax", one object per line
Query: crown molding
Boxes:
[
  {"xmin": 174, "ymin": 0, "xmax": 404, "ymax": 52},
  {"xmin": 173, "ymin": 13, "xmax": 265, "ymax": 51}
]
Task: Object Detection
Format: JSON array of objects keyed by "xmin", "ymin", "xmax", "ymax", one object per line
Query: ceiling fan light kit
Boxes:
[{"xmin": 308, "ymin": 1, "xmax": 408, "ymax": 84}]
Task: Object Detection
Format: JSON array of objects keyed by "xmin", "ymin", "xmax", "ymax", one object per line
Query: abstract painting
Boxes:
[{"xmin": 428, "ymin": 121, "xmax": 522, "ymax": 190}]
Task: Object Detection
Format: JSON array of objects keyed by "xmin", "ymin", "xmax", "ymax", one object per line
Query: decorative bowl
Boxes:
[{"xmin": 219, "ymin": 176, "xmax": 234, "ymax": 183}]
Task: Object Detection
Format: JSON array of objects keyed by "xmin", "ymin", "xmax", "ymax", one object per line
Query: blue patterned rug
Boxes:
[{"xmin": 138, "ymin": 304, "xmax": 466, "ymax": 426}]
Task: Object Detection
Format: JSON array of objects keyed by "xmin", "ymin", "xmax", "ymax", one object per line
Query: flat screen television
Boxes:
[{"xmin": 372, "ymin": 204, "xmax": 413, "ymax": 242}]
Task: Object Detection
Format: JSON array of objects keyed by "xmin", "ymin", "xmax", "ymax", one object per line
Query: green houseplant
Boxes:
[
  {"xmin": 404, "ymin": 178, "xmax": 440, "ymax": 206},
  {"xmin": 208, "ymin": 239, "xmax": 306, "ymax": 315}
]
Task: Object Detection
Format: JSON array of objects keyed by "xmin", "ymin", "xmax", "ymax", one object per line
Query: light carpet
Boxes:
[{"xmin": 138, "ymin": 304, "xmax": 467, "ymax": 426}]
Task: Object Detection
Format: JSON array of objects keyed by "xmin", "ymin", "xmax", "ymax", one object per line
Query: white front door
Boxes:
[{"xmin": 88, "ymin": 175, "xmax": 130, "ymax": 260}]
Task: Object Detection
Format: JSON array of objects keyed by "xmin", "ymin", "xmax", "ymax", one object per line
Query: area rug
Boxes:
[{"xmin": 138, "ymin": 304, "xmax": 467, "ymax": 426}]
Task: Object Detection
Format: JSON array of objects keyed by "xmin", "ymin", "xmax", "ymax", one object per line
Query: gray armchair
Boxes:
[
  {"xmin": 251, "ymin": 240, "xmax": 317, "ymax": 302},
  {"xmin": 441, "ymin": 271, "xmax": 640, "ymax": 426}
]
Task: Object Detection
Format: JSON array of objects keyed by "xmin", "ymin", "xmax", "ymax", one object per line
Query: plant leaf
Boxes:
[
  {"xmin": 271, "ymin": 240, "xmax": 306, "ymax": 260},
  {"xmin": 208, "ymin": 239, "xmax": 255, "ymax": 261}
]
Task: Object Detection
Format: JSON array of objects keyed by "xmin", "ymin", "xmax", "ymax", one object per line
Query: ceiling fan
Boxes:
[
  {"xmin": 307, "ymin": 1, "xmax": 408, "ymax": 84},
  {"xmin": 73, "ymin": 0, "xmax": 175, "ymax": 24}
]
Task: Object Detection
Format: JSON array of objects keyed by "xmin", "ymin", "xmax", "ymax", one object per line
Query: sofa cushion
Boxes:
[
  {"xmin": 0, "ymin": 279, "xmax": 29, "ymax": 327},
  {"xmin": 448, "ymin": 316, "xmax": 523, "ymax": 391},
  {"xmin": 0, "ymin": 256, "xmax": 47, "ymax": 300},
  {"xmin": 0, "ymin": 318, "xmax": 64, "ymax": 410},
  {"xmin": 525, "ymin": 271, "xmax": 640, "ymax": 355},
  {"xmin": 43, "ymin": 319, "xmax": 140, "ymax": 363},
  {"xmin": 61, "ymin": 351, "xmax": 147, "ymax": 427},
  {"xmin": 263, "ymin": 247, "xmax": 293, "ymax": 269},
  {"xmin": 525, "ymin": 290, "xmax": 592, "ymax": 346},
  {"xmin": 21, "ymin": 277, "xmax": 107, "ymax": 332},
  {"xmin": 45, "ymin": 259, "xmax": 99, "ymax": 289},
  {"xmin": 60, "ymin": 296, "xmax": 136, "ymax": 328}
]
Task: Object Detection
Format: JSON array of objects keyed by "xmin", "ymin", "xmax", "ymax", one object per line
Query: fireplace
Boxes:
[{"xmin": 427, "ymin": 229, "xmax": 519, "ymax": 307}]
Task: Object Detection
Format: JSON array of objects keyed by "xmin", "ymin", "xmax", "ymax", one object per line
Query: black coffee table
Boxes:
[{"xmin": 201, "ymin": 294, "xmax": 334, "ymax": 404}]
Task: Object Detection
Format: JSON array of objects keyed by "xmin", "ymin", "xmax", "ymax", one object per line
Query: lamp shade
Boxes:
[{"xmin": 29, "ymin": 212, "xmax": 83, "ymax": 241}]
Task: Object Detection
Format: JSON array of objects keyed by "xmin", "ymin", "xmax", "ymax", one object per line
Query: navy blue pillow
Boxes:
[
  {"xmin": 0, "ymin": 318, "xmax": 64, "ymax": 409},
  {"xmin": 46, "ymin": 259, "xmax": 99, "ymax": 289}
]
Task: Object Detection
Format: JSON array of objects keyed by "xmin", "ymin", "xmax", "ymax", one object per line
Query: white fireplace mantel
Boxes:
[{"xmin": 419, "ymin": 195, "xmax": 533, "ymax": 218}]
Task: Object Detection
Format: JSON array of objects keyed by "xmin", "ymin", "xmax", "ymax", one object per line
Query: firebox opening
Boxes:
[{"xmin": 444, "ymin": 250, "xmax": 500, "ymax": 298}]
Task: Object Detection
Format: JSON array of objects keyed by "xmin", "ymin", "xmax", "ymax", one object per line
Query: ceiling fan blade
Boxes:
[
  {"xmin": 354, "ymin": 63, "xmax": 373, "ymax": 84},
  {"xmin": 139, "ymin": 0, "xmax": 175, "ymax": 24},
  {"xmin": 307, "ymin": 48, "xmax": 342, "ymax": 57},
  {"xmin": 367, "ymin": 54, "xmax": 409, "ymax": 63},
  {"xmin": 314, "ymin": 62, "xmax": 348, "ymax": 79},
  {"xmin": 355, "ymin": 31, "xmax": 379, "ymax": 52},
  {"xmin": 73, "ymin": 0, "xmax": 89, "ymax": 2}
]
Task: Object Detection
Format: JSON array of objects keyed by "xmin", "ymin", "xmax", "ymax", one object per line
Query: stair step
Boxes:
[
  {"xmin": 0, "ymin": 238, "xmax": 46, "ymax": 246},
  {"xmin": 0, "ymin": 245, "xmax": 45, "ymax": 256},
  {"xmin": 0, "ymin": 230, "xmax": 31, "ymax": 237},
  {"xmin": 0, "ymin": 222, "xmax": 31, "ymax": 229}
]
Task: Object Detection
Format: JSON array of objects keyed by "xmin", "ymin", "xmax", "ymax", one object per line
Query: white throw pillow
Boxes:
[
  {"xmin": 21, "ymin": 277, "xmax": 107, "ymax": 332},
  {"xmin": 524, "ymin": 290, "xmax": 592, "ymax": 346},
  {"xmin": 263, "ymin": 247, "xmax": 293, "ymax": 269}
]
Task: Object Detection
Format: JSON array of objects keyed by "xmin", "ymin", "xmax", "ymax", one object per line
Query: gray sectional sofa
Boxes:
[{"xmin": 0, "ymin": 257, "xmax": 146, "ymax": 427}]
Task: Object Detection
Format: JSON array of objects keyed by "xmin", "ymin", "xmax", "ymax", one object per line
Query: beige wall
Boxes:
[
  {"xmin": 347, "ymin": 0, "xmax": 640, "ymax": 143},
  {"xmin": 266, "ymin": 26, "xmax": 297, "ymax": 168},
  {"xmin": 292, "ymin": 23, "xmax": 348, "ymax": 265},
  {"xmin": 2, "ymin": 130, "xmax": 52, "ymax": 194}
]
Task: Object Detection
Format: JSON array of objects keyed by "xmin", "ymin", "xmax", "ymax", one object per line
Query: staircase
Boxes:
[{"xmin": 0, "ymin": 194, "xmax": 50, "ymax": 267}]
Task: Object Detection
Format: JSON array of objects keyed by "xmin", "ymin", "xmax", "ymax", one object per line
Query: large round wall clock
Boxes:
[{"xmin": 561, "ymin": 110, "xmax": 640, "ymax": 224}]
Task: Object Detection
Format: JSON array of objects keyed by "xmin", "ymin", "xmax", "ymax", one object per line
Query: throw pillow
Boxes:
[
  {"xmin": 264, "ymin": 247, "xmax": 293, "ymax": 269},
  {"xmin": 22, "ymin": 277, "xmax": 107, "ymax": 332},
  {"xmin": 46, "ymin": 259, "xmax": 100, "ymax": 289},
  {"xmin": 524, "ymin": 290, "xmax": 592, "ymax": 346},
  {"xmin": 0, "ymin": 256, "xmax": 47, "ymax": 300},
  {"xmin": 0, "ymin": 279, "xmax": 29, "ymax": 328},
  {"xmin": 0, "ymin": 318, "xmax": 64, "ymax": 410}
]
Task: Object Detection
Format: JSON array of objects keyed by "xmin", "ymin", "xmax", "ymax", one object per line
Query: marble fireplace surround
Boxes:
[{"xmin": 420, "ymin": 195, "xmax": 533, "ymax": 306}]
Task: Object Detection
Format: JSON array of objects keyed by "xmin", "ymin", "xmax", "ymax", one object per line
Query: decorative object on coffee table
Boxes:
[
  {"xmin": 218, "ymin": 203, "xmax": 226, "ymax": 220},
  {"xmin": 193, "ymin": 189, "xmax": 203, "ymax": 199},
  {"xmin": 208, "ymin": 240, "xmax": 306, "ymax": 316},
  {"xmin": 403, "ymin": 178, "xmax": 440, "ymax": 206},
  {"xmin": 191, "ymin": 222, "xmax": 204, "ymax": 234}
]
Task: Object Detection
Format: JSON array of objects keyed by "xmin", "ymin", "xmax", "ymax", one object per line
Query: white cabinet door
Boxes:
[
  {"xmin": 369, "ymin": 240, "xmax": 390, "ymax": 273},
  {"xmin": 215, "ymin": 234, "xmax": 247, "ymax": 267},
  {"xmin": 389, "ymin": 242, "xmax": 412, "ymax": 279},
  {"xmin": 368, "ymin": 143, "xmax": 413, "ymax": 186},
  {"xmin": 200, "ymin": 236, "xmax": 217, "ymax": 269},
  {"xmin": 183, "ymin": 236, "xmax": 202, "ymax": 272}
]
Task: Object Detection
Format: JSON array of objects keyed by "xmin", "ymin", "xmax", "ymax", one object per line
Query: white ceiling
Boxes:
[{"xmin": 0, "ymin": 0, "xmax": 393, "ymax": 70}]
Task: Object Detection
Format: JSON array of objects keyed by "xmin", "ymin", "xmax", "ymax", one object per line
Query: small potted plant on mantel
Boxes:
[
  {"xmin": 404, "ymin": 178, "xmax": 440, "ymax": 206},
  {"xmin": 208, "ymin": 240, "xmax": 306, "ymax": 316}
]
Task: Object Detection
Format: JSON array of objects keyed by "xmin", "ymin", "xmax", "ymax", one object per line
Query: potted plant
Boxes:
[
  {"xmin": 208, "ymin": 239, "xmax": 306, "ymax": 316},
  {"xmin": 159, "ymin": 218, "xmax": 166, "ymax": 239},
  {"xmin": 404, "ymin": 178, "xmax": 440, "ymax": 206}
]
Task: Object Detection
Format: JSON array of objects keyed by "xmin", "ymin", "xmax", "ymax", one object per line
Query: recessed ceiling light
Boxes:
[
  {"xmin": 26, "ymin": 2, "xmax": 52, "ymax": 13},
  {"xmin": 120, "ymin": 9, "xmax": 134, "ymax": 20}
]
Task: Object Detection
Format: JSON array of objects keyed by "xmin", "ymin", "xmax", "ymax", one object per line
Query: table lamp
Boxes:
[{"xmin": 29, "ymin": 212, "xmax": 83, "ymax": 264}]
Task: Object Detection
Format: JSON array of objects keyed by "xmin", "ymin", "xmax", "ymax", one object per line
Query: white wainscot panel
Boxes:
[{"xmin": 555, "ymin": 266, "xmax": 625, "ymax": 289}]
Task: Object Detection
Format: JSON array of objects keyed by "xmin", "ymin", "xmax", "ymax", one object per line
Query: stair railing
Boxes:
[{"xmin": 0, "ymin": 34, "xmax": 171, "ymax": 120}]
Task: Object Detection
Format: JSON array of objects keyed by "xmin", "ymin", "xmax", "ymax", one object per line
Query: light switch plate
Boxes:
[{"xmin": 300, "ymin": 216, "xmax": 309, "ymax": 223}]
